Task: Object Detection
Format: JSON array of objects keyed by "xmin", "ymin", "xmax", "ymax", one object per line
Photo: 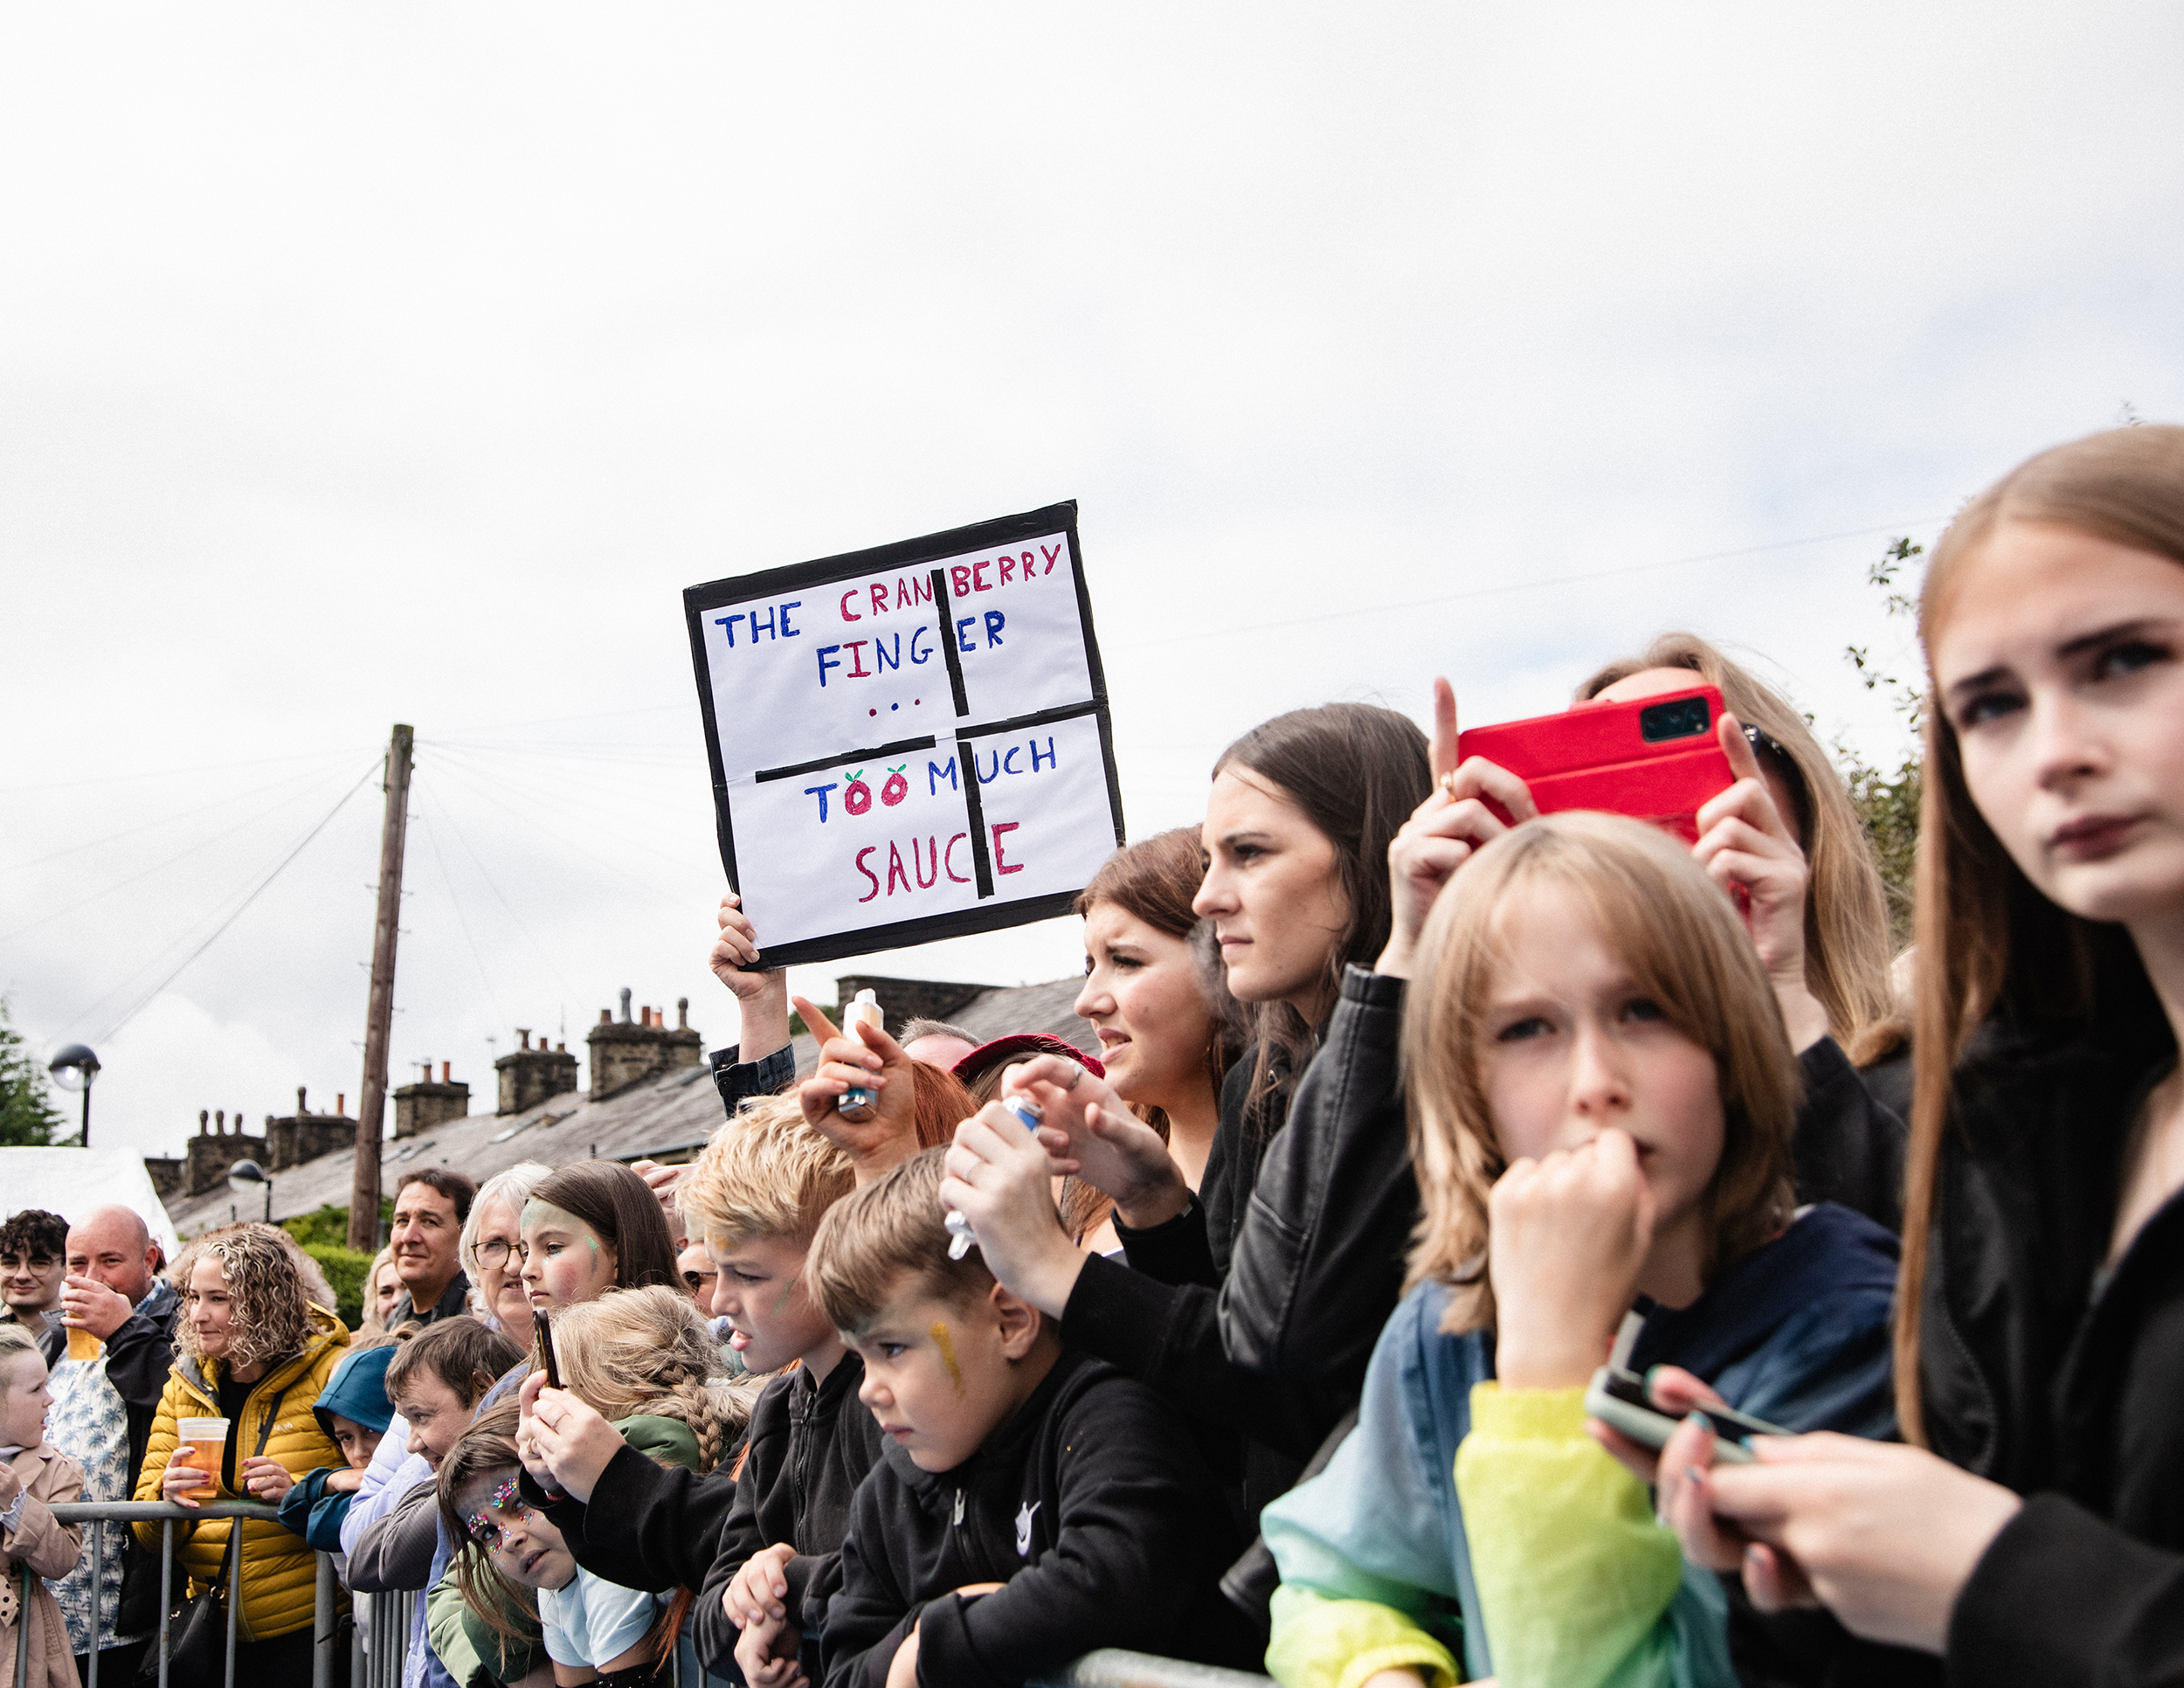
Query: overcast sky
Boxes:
[{"xmin": 4, "ymin": 5, "xmax": 2181, "ymax": 1159}]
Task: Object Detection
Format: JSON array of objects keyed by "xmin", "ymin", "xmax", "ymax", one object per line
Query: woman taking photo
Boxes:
[
  {"xmin": 134, "ymin": 1223, "xmax": 349, "ymax": 1677},
  {"xmin": 1643, "ymin": 425, "xmax": 2184, "ymax": 1684}
]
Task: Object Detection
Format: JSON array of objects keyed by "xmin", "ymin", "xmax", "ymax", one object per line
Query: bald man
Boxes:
[{"xmin": 45, "ymin": 1205, "xmax": 181, "ymax": 1681}]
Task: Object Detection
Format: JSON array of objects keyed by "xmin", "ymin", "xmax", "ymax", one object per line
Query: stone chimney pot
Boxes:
[{"xmin": 677, "ymin": 997, "xmax": 689, "ymax": 1029}]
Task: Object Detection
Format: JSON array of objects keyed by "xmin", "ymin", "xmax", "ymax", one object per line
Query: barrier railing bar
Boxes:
[
  {"xmin": 313, "ymin": 1551, "xmax": 335, "ymax": 1688},
  {"xmin": 14, "ymin": 1564, "xmax": 29, "ymax": 1688},
  {"xmin": 223, "ymin": 1508, "xmax": 240, "ymax": 1688},
  {"xmin": 1030, "ymin": 1650, "xmax": 1276, "ymax": 1687},
  {"xmin": 31, "ymin": 1504, "xmax": 1268, "ymax": 1688},
  {"xmin": 86, "ymin": 1518, "xmax": 104, "ymax": 1688},
  {"xmin": 158, "ymin": 1518, "xmax": 172, "ymax": 1688}
]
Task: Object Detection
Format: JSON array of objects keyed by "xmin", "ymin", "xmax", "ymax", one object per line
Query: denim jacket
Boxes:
[{"xmin": 1264, "ymin": 1202, "xmax": 1899, "ymax": 1688}]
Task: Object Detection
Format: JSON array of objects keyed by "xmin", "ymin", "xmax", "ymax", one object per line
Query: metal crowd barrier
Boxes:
[
  {"xmin": 21, "ymin": 1501, "xmax": 1270, "ymax": 1688},
  {"xmin": 19, "ymin": 1502, "xmax": 344, "ymax": 1688}
]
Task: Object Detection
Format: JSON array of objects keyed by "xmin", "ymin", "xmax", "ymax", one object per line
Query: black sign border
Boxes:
[{"xmin": 683, "ymin": 499, "xmax": 1125, "ymax": 971}]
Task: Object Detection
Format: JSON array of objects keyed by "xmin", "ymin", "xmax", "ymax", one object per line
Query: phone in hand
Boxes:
[
  {"xmin": 1455, "ymin": 684, "xmax": 1735, "ymax": 845},
  {"xmin": 1582, "ymin": 1363, "xmax": 1786, "ymax": 1464},
  {"xmin": 534, "ymin": 1308, "xmax": 561, "ymax": 1390}
]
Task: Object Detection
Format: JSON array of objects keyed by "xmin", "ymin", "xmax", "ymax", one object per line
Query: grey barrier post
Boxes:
[
  {"xmin": 223, "ymin": 1512, "xmax": 241, "ymax": 1688},
  {"xmin": 158, "ymin": 1519, "xmax": 173, "ymax": 1688},
  {"xmin": 86, "ymin": 1518, "xmax": 105, "ymax": 1688}
]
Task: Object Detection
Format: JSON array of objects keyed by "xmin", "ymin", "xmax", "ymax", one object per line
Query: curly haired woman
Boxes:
[{"xmin": 133, "ymin": 1223, "xmax": 349, "ymax": 1677}]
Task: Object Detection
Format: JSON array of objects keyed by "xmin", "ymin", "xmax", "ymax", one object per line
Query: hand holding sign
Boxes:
[{"xmin": 686, "ymin": 503, "xmax": 1123, "ymax": 969}]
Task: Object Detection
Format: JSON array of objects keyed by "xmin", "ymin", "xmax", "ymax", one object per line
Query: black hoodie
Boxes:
[
  {"xmin": 693, "ymin": 1352, "xmax": 888, "ymax": 1673},
  {"xmin": 820, "ymin": 1346, "xmax": 1248, "ymax": 1688}
]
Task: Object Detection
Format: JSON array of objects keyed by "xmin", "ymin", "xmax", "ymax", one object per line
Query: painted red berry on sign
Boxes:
[
  {"xmin": 843, "ymin": 771, "xmax": 872, "ymax": 816},
  {"xmin": 881, "ymin": 765, "xmax": 909, "ymax": 807}
]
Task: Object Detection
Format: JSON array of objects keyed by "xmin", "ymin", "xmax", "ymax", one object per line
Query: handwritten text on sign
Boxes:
[{"xmin": 685, "ymin": 504, "xmax": 1123, "ymax": 970}]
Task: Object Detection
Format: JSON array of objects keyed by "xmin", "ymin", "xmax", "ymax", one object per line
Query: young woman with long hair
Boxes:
[
  {"xmin": 517, "ymin": 1162, "xmax": 682, "ymax": 1312},
  {"xmin": 1632, "ymin": 426, "xmax": 2184, "ymax": 1682},
  {"xmin": 1055, "ymin": 826, "xmax": 1247, "ymax": 1248},
  {"xmin": 943, "ymin": 702, "xmax": 1434, "ymax": 1537}
]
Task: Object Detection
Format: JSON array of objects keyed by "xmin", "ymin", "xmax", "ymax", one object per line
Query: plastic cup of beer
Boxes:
[
  {"xmin": 66, "ymin": 1324, "xmax": 103, "ymax": 1364},
  {"xmin": 175, "ymin": 1418, "xmax": 229, "ymax": 1502}
]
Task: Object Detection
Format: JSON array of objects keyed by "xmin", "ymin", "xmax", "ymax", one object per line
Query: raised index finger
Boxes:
[
  {"xmin": 1430, "ymin": 678, "xmax": 1460, "ymax": 782},
  {"xmin": 792, "ymin": 996, "xmax": 844, "ymax": 1047}
]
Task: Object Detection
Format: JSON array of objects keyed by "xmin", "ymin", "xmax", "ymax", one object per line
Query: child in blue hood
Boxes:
[{"xmin": 278, "ymin": 1337, "xmax": 397, "ymax": 1551}]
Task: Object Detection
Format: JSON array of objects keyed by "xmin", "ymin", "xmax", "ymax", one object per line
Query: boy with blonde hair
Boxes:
[
  {"xmin": 809, "ymin": 1146, "xmax": 1243, "ymax": 1688},
  {"xmin": 513, "ymin": 1097, "xmax": 876, "ymax": 1683}
]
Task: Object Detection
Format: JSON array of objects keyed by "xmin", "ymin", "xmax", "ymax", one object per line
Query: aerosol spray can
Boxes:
[
  {"xmin": 835, "ymin": 989, "xmax": 885, "ymax": 1122},
  {"xmin": 945, "ymin": 1095, "xmax": 1043, "ymax": 1259}
]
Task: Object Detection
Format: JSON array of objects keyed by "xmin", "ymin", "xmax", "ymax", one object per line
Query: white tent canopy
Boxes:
[{"xmin": 0, "ymin": 1147, "xmax": 182, "ymax": 1261}]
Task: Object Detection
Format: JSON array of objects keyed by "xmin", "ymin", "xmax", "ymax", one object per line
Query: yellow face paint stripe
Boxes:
[{"xmin": 930, "ymin": 1321, "xmax": 964, "ymax": 1394}]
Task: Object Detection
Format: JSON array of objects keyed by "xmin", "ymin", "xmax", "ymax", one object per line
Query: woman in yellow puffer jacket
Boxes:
[{"xmin": 134, "ymin": 1224, "xmax": 349, "ymax": 1674}]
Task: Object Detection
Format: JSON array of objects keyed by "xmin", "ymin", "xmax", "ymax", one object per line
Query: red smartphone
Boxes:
[{"xmin": 1455, "ymin": 684, "xmax": 1734, "ymax": 845}]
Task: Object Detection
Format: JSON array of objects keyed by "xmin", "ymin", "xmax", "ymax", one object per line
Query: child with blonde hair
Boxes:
[
  {"xmin": 0, "ymin": 1322, "xmax": 84, "ymax": 1688},
  {"xmin": 1263, "ymin": 812, "xmax": 1902, "ymax": 1688},
  {"xmin": 515, "ymin": 1098, "xmax": 871, "ymax": 1685}
]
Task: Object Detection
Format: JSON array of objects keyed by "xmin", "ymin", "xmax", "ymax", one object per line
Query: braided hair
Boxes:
[{"xmin": 546, "ymin": 1285, "xmax": 740, "ymax": 1473}]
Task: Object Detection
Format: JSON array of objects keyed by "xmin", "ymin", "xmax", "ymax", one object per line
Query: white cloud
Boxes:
[{"xmin": 3, "ymin": 2, "xmax": 2181, "ymax": 1150}]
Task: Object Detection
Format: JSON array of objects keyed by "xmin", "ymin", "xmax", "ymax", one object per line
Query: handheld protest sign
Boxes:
[{"xmin": 685, "ymin": 501, "xmax": 1125, "ymax": 970}]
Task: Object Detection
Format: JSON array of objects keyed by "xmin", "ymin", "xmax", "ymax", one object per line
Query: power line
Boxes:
[
  {"xmin": 84, "ymin": 759, "xmax": 384, "ymax": 1044},
  {"xmin": 414, "ymin": 763, "xmax": 583, "ymax": 1007},
  {"xmin": 0, "ymin": 761, "xmax": 377, "ymax": 944},
  {"xmin": 413, "ymin": 808, "xmax": 507, "ymax": 1034},
  {"xmin": 0, "ymin": 745, "xmax": 377, "ymax": 796},
  {"xmin": 0, "ymin": 759, "xmax": 355, "ymax": 874},
  {"xmin": 1138, "ymin": 516, "xmax": 1947, "ymax": 647}
]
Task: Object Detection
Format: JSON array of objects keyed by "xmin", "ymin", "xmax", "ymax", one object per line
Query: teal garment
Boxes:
[{"xmin": 1264, "ymin": 1203, "xmax": 1899, "ymax": 1688}]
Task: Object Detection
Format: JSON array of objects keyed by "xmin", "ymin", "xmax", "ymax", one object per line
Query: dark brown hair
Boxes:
[
  {"xmin": 384, "ymin": 1314, "xmax": 523, "ymax": 1410},
  {"xmin": 1213, "ymin": 702, "xmax": 1433, "ymax": 1130},
  {"xmin": 0, "ymin": 1210, "xmax": 66, "ymax": 1263},
  {"xmin": 527, "ymin": 1163, "xmax": 681, "ymax": 1294},
  {"xmin": 395, "ymin": 1167, "xmax": 479, "ymax": 1228},
  {"xmin": 1066, "ymin": 826, "xmax": 1248, "ymax": 1237},
  {"xmin": 1899, "ymin": 424, "xmax": 2184, "ymax": 1443},
  {"xmin": 437, "ymin": 1401, "xmax": 538, "ymax": 1667}
]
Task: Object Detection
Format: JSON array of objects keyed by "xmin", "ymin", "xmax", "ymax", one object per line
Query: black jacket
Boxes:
[
  {"xmin": 529, "ymin": 1441, "xmax": 733, "ymax": 1595},
  {"xmin": 693, "ymin": 1353, "xmax": 888, "ymax": 1673},
  {"xmin": 819, "ymin": 1346, "xmax": 1247, "ymax": 1688},
  {"xmin": 384, "ymin": 1270, "xmax": 472, "ymax": 1331},
  {"xmin": 1791, "ymin": 1034, "xmax": 1910, "ymax": 1233},
  {"xmin": 1060, "ymin": 1027, "xmax": 1363, "ymax": 1533},
  {"xmin": 1914, "ymin": 1014, "xmax": 2184, "ymax": 1687}
]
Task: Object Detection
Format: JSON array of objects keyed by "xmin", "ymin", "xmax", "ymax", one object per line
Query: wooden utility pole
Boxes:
[{"xmin": 349, "ymin": 723, "xmax": 413, "ymax": 1252}]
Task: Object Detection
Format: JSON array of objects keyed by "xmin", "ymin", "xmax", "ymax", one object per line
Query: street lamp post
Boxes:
[
  {"xmin": 47, "ymin": 1044, "xmax": 100, "ymax": 1147},
  {"xmin": 227, "ymin": 1159, "xmax": 273, "ymax": 1224}
]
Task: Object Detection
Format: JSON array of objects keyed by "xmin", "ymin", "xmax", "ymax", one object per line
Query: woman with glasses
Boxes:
[{"xmin": 459, "ymin": 1165, "xmax": 553, "ymax": 1336}]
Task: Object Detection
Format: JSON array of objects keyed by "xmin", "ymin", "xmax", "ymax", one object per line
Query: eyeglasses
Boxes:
[
  {"xmin": 465, "ymin": 1476, "xmax": 532, "ymax": 1551},
  {"xmin": 473, "ymin": 1237, "xmax": 515, "ymax": 1271},
  {"xmin": 682, "ymin": 1269, "xmax": 717, "ymax": 1295}
]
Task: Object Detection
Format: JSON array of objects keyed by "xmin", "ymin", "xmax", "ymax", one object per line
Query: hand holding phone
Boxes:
[
  {"xmin": 1583, "ymin": 1364, "xmax": 1786, "ymax": 1466},
  {"xmin": 534, "ymin": 1308, "xmax": 561, "ymax": 1389},
  {"xmin": 1456, "ymin": 684, "xmax": 1735, "ymax": 845}
]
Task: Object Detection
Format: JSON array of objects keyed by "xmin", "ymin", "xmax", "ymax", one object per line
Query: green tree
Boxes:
[
  {"xmin": 0, "ymin": 998, "xmax": 66, "ymax": 1146},
  {"xmin": 1838, "ymin": 537, "xmax": 1926, "ymax": 949}
]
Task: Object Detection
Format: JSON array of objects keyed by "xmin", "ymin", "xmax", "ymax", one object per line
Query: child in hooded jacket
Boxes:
[
  {"xmin": 278, "ymin": 1336, "xmax": 397, "ymax": 1552},
  {"xmin": 0, "ymin": 1324, "xmax": 85, "ymax": 1688},
  {"xmin": 1263, "ymin": 813, "xmax": 1899, "ymax": 1688}
]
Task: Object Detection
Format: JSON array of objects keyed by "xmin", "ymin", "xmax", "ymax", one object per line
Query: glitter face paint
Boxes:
[{"xmin": 930, "ymin": 1321, "xmax": 965, "ymax": 1394}]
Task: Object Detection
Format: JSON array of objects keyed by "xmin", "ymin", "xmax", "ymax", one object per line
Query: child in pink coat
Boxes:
[{"xmin": 1, "ymin": 1323, "xmax": 85, "ymax": 1688}]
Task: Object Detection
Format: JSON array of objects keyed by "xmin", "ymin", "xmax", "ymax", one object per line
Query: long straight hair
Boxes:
[
  {"xmin": 1213, "ymin": 703, "xmax": 1433, "ymax": 1131},
  {"xmin": 526, "ymin": 1163, "xmax": 681, "ymax": 1293},
  {"xmin": 1899, "ymin": 424, "xmax": 2184, "ymax": 1443},
  {"xmin": 1402, "ymin": 812, "xmax": 1800, "ymax": 1332},
  {"xmin": 1576, "ymin": 633, "xmax": 1897, "ymax": 1050}
]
